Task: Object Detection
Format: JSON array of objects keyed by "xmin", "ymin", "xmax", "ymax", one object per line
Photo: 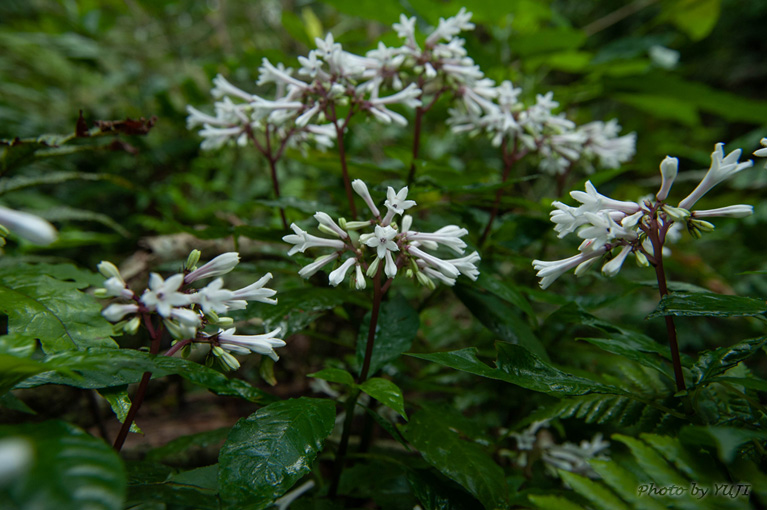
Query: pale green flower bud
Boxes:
[
  {"xmin": 97, "ymin": 261, "xmax": 122, "ymax": 282},
  {"xmin": 0, "ymin": 224, "xmax": 9, "ymax": 237},
  {"xmin": 93, "ymin": 288, "xmax": 109, "ymax": 298},
  {"xmin": 366, "ymin": 256, "xmax": 380, "ymax": 278},
  {"xmin": 635, "ymin": 251, "xmax": 649, "ymax": 267},
  {"xmin": 691, "ymin": 219, "xmax": 715, "ymax": 232},
  {"xmin": 124, "ymin": 316, "xmax": 141, "ymax": 335},
  {"xmin": 185, "ymin": 249, "xmax": 201, "ymax": 271},
  {"xmin": 662, "ymin": 205, "xmax": 690, "ymax": 222},
  {"xmin": 415, "ymin": 270, "xmax": 436, "ymax": 290}
]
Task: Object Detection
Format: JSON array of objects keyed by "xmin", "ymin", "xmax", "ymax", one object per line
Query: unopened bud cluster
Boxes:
[
  {"xmin": 283, "ymin": 180, "xmax": 480, "ymax": 289},
  {"xmin": 533, "ymin": 141, "xmax": 765, "ymax": 288},
  {"xmin": 96, "ymin": 252, "xmax": 284, "ymax": 371}
]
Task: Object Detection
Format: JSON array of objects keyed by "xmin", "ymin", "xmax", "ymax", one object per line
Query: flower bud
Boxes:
[
  {"xmin": 124, "ymin": 316, "xmax": 141, "ymax": 335},
  {"xmin": 415, "ymin": 270, "xmax": 436, "ymax": 290},
  {"xmin": 662, "ymin": 205, "xmax": 690, "ymax": 222},
  {"xmin": 0, "ymin": 224, "xmax": 9, "ymax": 237},
  {"xmin": 635, "ymin": 251, "xmax": 649, "ymax": 267},
  {"xmin": 93, "ymin": 288, "xmax": 109, "ymax": 298},
  {"xmin": 185, "ymin": 249, "xmax": 201, "ymax": 271},
  {"xmin": 656, "ymin": 156, "xmax": 678, "ymax": 201},
  {"xmin": 98, "ymin": 261, "xmax": 122, "ymax": 282},
  {"xmin": 366, "ymin": 256, "xmax": 380, "ymax": 278}
]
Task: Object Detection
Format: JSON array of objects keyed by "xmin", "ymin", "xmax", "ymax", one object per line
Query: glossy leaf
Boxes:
[
  {"xmin": 648, "ymin": 292, "xmax": 767, "ymax": 319},
  {"xmin": 454, "ymin": 282, "xmax": 547, "ymax": 360},
  {"xmin": 309, "ymin": 367, "xmax": 356, "ymax": 386},
  {"xmin": 409, "ymin": 343, "xmax": 623, "ymax": 397},
  {"xmin": 403, "ymin": 408, "xmax": 508, "ymax": 510},
  {"xmin": 356, "ymin": 293, "xmax": 419, "ymax": 377},
  {"xmin": 17, "ymin": 348, "xmax": 276, "ymax": 403},
  {"xmin": 691, "ymin": 337, "xmax": 767, "ymax": 386},
  {"xmin": 0, "ymin": 264, "xmax": 116, "ymax": 353},
  {"xmin": 359, "ymin": 377, "xmax": 407, "ymax": 420},
  {"xmin": 218, "ymin": 397, "xmax": 335, "ymax": 509},
  {"xmin": 0, "ymin": 420, "xmax": 126, "ymax": 510},
  {"xmin": 679, "ymin": 426, "xmax": 767, "ymax": 463},
  {"xmin": 98, "ymin": 386, "xmax": 141, "ymax": 433}
]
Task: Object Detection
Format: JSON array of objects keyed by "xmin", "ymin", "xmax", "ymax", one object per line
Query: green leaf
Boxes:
[
  {"xmin": 691, "ymin": 337, "xmax": 767, "ymax": 386},
  {"xmin": 578, "ymin": 337, "xmax": 674, "ymax": 381},
  {"xmin": 403, "ymin": 408, "xmax": 509, "ymax": 510},
  {"xmin": 38, "ymin": 206, "xmax": 131, "ymax": 237},
  {"xmin": 407, "ymin": 468, "xmax": 481, "ymax": 510},
  {"xmin": 454, "ymin": 283, "xmax": 547, "ymax": 360},
  {"xmin": 18, "ymin": 348, "xmax": 276, "ymax": 403},
  {"xmin": 648, "ymin": 292, "xmax": 767, "ymax": 319},
  {"xmin": 614, "ymin": 93, "xmax": 700, "ymax": 126},
  {"xmin": 98, "ymin": 386, "xmax": 141, "ymax": 433},
  {"xmin": 662, "ymin": 0, "xmax": 721, "ymax": 41},
  {"xmin": 558, "ymin": 471, "xmax": 630, "ymax": 510},
  {"xmin": 0, "ymin": 420, "xmax": 126, "ymax": 510},
  {"xmin": 679, "ymin": 426, "xmax": 767, "ymax": 463},
  {"xmin": 244, "ymin": 287, "xmax": 366, "ymax": 337},
  {"xmin": 0, "ymin": 354, "xmax": 54, "ymax": 395},
  {"xmin": 409, "ymin": 343, "xmax": 623, "ymax": 397},
  {"xmin": 218, "ymin": 397, "xmax": 335, "ymax": 509},
  {"xmin": 321, "ymin": 0, "xmax": 404, "ymax": 24},
  {"xmin": 126, "ymin": 480, "xmax": 219, "ymax": 510},
  {"xmin": 0, "ymin": 171, "xmax": 126, "ymax": 195},
  {"xmin": 612, "ymin": 434, "xmax": 688, "ymax": 487},
  {"xmin": 589, "ymin": 459, "xmax": 668, "ymax": 510},
  {"xmin": 0, "ymin": 333, "xmax": 39, "ymax": 358},
  {"xmin": 529, "ymin": 495, "xmax": 588, "ymax": 510},
  {"xmin": 0, "ymin": 263, "xmax": 116, "ymax": 353},
  {"xmin": 145, "ymin": 427, "xmax": 230, "ymax": 463},
  {"xmin": 356, "ymin": 294, "xmax": 419, "ymax": 377},
  {"xmin": 309, "ymin": 367, "xmax": 356, "ymax": 386},
  {"xmin": 359, "ymin": 377, "xmax": 407, "ymax": 420}
]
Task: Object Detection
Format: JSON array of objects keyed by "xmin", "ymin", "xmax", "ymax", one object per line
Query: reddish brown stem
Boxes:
[
  {"xmin": 407, "ymin": 107, "xmax": 424, "ymax": 186},
  {"xmin": 113, "ymin": 315, "xmax": 161, "ymax": 452},
  {"xmin": 478, "ymin": 139, "xmax": 516, "ymax": 247}
]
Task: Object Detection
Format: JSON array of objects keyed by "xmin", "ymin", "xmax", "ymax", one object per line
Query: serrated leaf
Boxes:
[
  {"xmin": 356, "ymin": 294, "xmax": 419, "ymax": 377},
  {"xmin": 0, "ymin": 420, "xmax": 126, "ymax": 510},
  {"xmin": 218, "ymin": 397, "xmax": 335, "ymax": 509},
  {"xmin": 359, "ymin": 377, "xmax": 407, "ymax": 420},
  {"xmin": 589, "ymin": 459, "xmax": 668, "ymax": 510},
  {"xmin": 309, "ymin": 367, "xmax": 355, "ymax": 386},
  {"xmin": 648, "ymin": 292, "xmax": 767, "ymax": 319},
  {"xmin": 98, "ymin": 386, "xmax": 141, "ymax": 433},
  {"xmin": 409, "ymin": 343, "xmax": 623, "ymax": 397},
  {"xmin": 454, "ymin": 282, "xmax": 548, "ymax": 360},
  {"xmin": 559, "ymin": 470, "xmax": 630, "ymax": 510},
  {"xmin": 613, "ymin": 434, "xmax": 688, "ymax": 487},
  {"xmin": 403, "ymin": 408, "xmax": 509, "ymax": 510},
  {"xmin": 691, "ymin": 337, "xmax": 767, "ymax": 386},
  {"xmin": 0, "ymin": 264, "xmax": 116, "ymax": 353},
  {"xmin": 17, "ymin": 348, "xmax": 276, "ymax": 403}
]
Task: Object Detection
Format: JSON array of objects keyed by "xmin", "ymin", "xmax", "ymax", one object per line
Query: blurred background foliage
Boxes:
[{"xmin": 1, "ymin": 0, "xmax": 767, "ymax": 468}]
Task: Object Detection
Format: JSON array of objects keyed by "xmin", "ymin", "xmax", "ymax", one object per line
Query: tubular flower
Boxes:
[
  {"xmin": 283, "ymin": 180, "xmax": 479, "ymax": 288},
  {"xmin": 98, "ymin": 251, "xmax": 281, "ymax": 371},
  {"xmin": 533, "ymin": 141, "xmax": 760, "ymax": 288}
]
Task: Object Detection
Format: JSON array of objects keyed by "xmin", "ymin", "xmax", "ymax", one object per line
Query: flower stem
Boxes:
[
  {"xmin": 478, "ymin": 138, "xmax": 516, "ymax": 247},
  {"xmin": 647, "ymin": 222, "xmax": 687, "ymax": 394},
  {"xmin": 113, "ymin": 314, "xmax": 161, "ymax": 452},
  {"xmin": 329, "ymin": 265, "xmax": 384, "ymax": 498},
  {"xmin": 406, "ymin": 106, "xmax": 424, "ymax": 186},
  {"xmin": 267, "ymin": 156, "xmax": 288, "ymax": 230},
  {"xmin": 329, "ymin": 103, "xmax": 357, "ymax": 218}
]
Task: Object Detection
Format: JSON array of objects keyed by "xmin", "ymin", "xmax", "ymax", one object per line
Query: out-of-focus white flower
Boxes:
[
  {"xmin": 0, "ymin": 438, "xmax": 32, "ymax": 486},
  {"xmin": 103, "ymin": 276, "xmax": 134, "ymax": 299},
  {"xmin": 102, "ymin": 303, "xmax": 139, "ymax": 322},
  {"xmin": 0, "ymin": 206, "xmax": 58, "ymax": 246},
  {"xmin": 298, "ymin": 253, "xmax": 340, "ymax": 279},
  {"xmin": 649, "ymin": 45, "xmax": 680, "ymax": 69}
]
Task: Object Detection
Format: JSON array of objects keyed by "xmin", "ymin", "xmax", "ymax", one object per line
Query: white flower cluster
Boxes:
[
  {"xmin": 283, "ymin": 180, "xmax": 480, "ymax": 289},
  {"xmin": 448, "ymin": 82, "xmax": 636, "ymax": 175},
  {"xmin": 511, "ymin": 420, "xmax": 610, "ymax": 478},
  {"xmin": 97, "ymin": 251, "xmax": 284, "ymax": 370},
  {"xmin": 186, "ymin": 9, "xmax": 495, "ymax": 153},
  {"xmin": 0, "ymin": 205, "xmax": 57, "ymax": 250},
  {"xmin": 533, "ymin": 142, "xmax": 762, "ymax": 289}
]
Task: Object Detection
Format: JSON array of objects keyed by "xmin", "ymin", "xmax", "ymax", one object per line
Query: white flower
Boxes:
[
  {"xmin": 405, "ymin": 225, "xmax": 468, "ymax": 254},
  {"xmin": 104, "ymin": 276, "xmax": 133, "ymax": 299},
  {"xmin": 328, "ymin": 258, "xmax": 357, "ymax": 286},
  {"xmin": 141, "ymin": 273, "xmax": 191, "ymax": 317},
  {"xmin": 193, "ymin": 278, "xmax": 235, "ymax": 314},
  {"xmin": 170, "ymin": 307, "xmax": 202, "ymax": 328},
  {"xmin": 102, "ymin": 303, "xmax": 139, "ymax": 322},
  {"xmin": 754, "ymin": 138, "xmax": 767, "ymax": 158},
  {"xmin": 656, "ymin": 156, "xmax": 678, "ymax": 201},
  {"xmin": 425, "ymin": 8, "xmax": 475, "ymax": 46},
  {"xmin": 217, "ymin": 327, "xmax": 286, "ymax": 361},
  {"xmin": 691, "ymin": 205, "xmax": 753, "ymax": 218},
  {"xmin": 283, "ymin": 223, "xmax": 346, "ymax": 255},
  {"xmin": 601, "ymin": 245, "xmax": 633, "ymax": 277},
  {"xmin": 678, "ymin": 143, "xmax": 754, "ymax": 210},
  {"xmin": 314, "ymin": 212, "xmax": 348, "ymax": 239},
  {"xmin": 362, "ymin": 225, "xmax": 399, "ymax": 258},
  {"xmin": 384, "ymin": 251, "xmax": 398, "ymax": 278},
  {"xmin": 649, "ymin": 45, "xmax": 680, "ymax": 69},
  {"xmin": 298, "ymin": 253, "xmax": 340, "ymax": 279},
  {"xmin": 230, "ymin": 273, "xmax": 278, "ymax": 304},
  {"xmin": 352, "ymin": 179, "xmax": 381, "ymax": 217},
  {"xmin": 0, "ymin": 206, "xmax": 58, "ymax": 246},
  {"xmin": 408, "ymin": 245, "xmax": 459, "ymax": 278},
  {"xmin": 571, "ymin": 181, "xmax": 641, "ymax": 215},
  {"xmin": 185, "ymin": 252, "xmax": 240, "ymax": 283},
  {"xmin": 0, "ymin": 438, "xmax": 32, "ymax": 485},
  {"xmin": 446, "ymin": 251, "xmax": 481, "ymax": 280},
  {"xmin": 532, "ymin": 248, "xmax": 607, "ymax": 289},
  {"xmin": 354, "ymin": 264, "xmax": 366, "ymax": 290},
  {"xmin": 382, "ymin": 186, "xmax": 416, "ymax": 225}
]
